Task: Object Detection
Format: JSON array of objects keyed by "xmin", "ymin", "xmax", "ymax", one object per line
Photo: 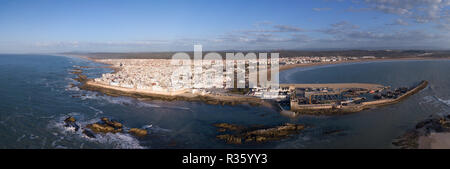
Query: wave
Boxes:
[
  {"xmin": 65, "ymin": 85, "xmax": 79, "ymax": 91},
  {"xmin": 419, "ymin": 96, "xmax": 450, "ymax": 116},
  {"xmin": 421, "ymin": 96, "xmax": 450, "ymax": 107},
  {"xmin": 73, "ymin": 87, "xmax": 193, "ymax": 111},
  {"xmin": 136, "ymin": 102, "xmax": 161, "ymax": 108},
  {"xmin": 84, "ymin": 132, "xmax": 144, "ymax": 149},
  {"xmin": 143, "ymin": 124, "xmax": 171, "ymax": 133},
  {"xmin": 88, "ymin": 106, "xmax": 104, "ymax": 116},
  {"xmin": 79, "ymin": 92, "xmax": 192, "ymax": 110},
  {"xmin": 420, "ymin": 96, "xmax": 436, "ymax": 104},
  {"xmin": 16, "ymin": 134, "xmax": 26, "ymax": 142},
  {"xmin": 437, "ymin": 98, "xmax": 450, "ymax": 107},
  {"xmin": 79, "ymin": 92, "xmax": 101, "ymax": 100},
  {"xmin": 167, "ymin": 106, "xmax": 190, "ymax": 110},
  {"xmin": 49, "ymin": 115, "xmax": 145, "ymax": 149}
]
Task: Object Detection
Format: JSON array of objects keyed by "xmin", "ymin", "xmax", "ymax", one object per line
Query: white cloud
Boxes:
[
  {"xmin": 313, "ymin": 7, "xmax": 332, "ymax": 12},
  {"xmin": 387, "ymin": 18, "xmax": 410, "ymax": 25},
  {"xmin": 363, "ymin": 0, "xmax": 450, "ymax": 23}
]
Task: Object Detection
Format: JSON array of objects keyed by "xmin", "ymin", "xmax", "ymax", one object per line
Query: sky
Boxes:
[{"xmin": 1, "ymin": 0, "xmax": 450, "ymax": 53}]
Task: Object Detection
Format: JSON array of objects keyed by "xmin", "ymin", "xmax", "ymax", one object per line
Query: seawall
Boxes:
[{"xmin": 292, "ymin": 80, "xmax": 428, "ymax": 115}]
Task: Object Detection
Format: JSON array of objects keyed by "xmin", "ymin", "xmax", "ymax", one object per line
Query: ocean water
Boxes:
[{"xmin": 0, "ymin": 54, "xmax": 449, "ymax": 149}]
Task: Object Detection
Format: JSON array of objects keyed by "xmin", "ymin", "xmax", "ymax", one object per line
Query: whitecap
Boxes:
[
  {"xmin": 65, "ymin": 85, "xmax": 79, "ymax": 91},
  {"xmin": 136, "ymin": 102, "xmax": 161, "ymax": 108},
  {"xmin": 88, "ymin": 106, "xmax": 104, "ymax": 116},
  {"xmin": 80, "ymin": 93, "xmax": 100, "ymax": 100},
  {"xmin": 143, "ymin": 124, "xmax": 171, "ymax": 133},
  {"xmin": 92, "ymin": 132, "xmax": 145, "ymax": 149},
  {"xmin": 437, "ymin": 98, "xmax": 450, "ymax": 107},
  {"xmin": 166, "ymin": 106, "xmax": 190, "ymax": 110},
  {"xmin": 49, "ymin": 115, "xmax": 145, "ymax": 149},
  {"xmin": 16, "ymin": 134, "xmax": 26, "ymax": 142}
]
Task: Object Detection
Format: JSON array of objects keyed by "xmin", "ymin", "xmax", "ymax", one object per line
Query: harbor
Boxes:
[
  {"xmin": 282, "ymin": 81, "xmax": 428, "ymax": 115},
  {"xmin": 75, "ymin": 63, "xmax": 427, "ymax": 115}
]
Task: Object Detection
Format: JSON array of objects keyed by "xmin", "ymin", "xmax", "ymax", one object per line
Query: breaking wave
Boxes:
[
  {"xmin": 136, "ymin": 102, "xmax": 161, "ymax": 108},
  {"xmin": 76, "ymin": 91, "xmax": 193, "ymax": 110},
  {"xmin": 88, "ymin": 106, "xmax": 104, "ymax": 116},
  {"xmin": 143, "ymin": 124, "xmax": 171, "ymax": 133},
  {"xmin": 437, "ymin": 98, "xmax": 450, "ymax": 107},
  {"xmin": 65, "ymin": 85, "xmax": 79, "ymax": 91},
  {"xmin": 49, "ymin": 114, "xmax": 145, "ymax": 149}
]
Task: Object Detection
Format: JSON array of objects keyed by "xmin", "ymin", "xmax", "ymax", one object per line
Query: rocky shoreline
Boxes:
[
  {"xmin": 80, "ymin": 80, "xmax": 280, "ymax": 109},
  {"xmin": 63, "ymin": 116, "xmax": 148, "ymax": 139},
  {"xmin": 69, "ymin": 65, "xmax": 278, "ymax": 109},
  {"xmin": 392, "ymin": 114, "xmax": 450, "ymax": 149},
  {"xmin": 214, "ymin": 123, "xmax": 306, "ymax": 144}
]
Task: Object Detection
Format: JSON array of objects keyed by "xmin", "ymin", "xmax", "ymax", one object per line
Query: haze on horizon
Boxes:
[{"xmin": 1, "ymin": 0, "xmax": 450, "ymax": 53}]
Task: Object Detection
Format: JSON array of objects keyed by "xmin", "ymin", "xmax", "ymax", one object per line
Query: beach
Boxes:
[
  {"xmin": 69, "ymin": 54, "xmax": 440, "ymax": 114},
  {"xmin": 1, "ymin": 54, "xmax": 449, "ymax": 148},
  {"xmin": 279, "ymin": 57, "xmax": 450, "ymax": 72},
  {"xmin": 419, "ymin": 133, "xmax": 450, "ymax": 149}
]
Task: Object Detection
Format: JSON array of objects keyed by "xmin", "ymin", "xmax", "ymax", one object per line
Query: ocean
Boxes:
[{"xmin": 0, "ymin": 54, "xmax": 449, "ymax": 148}]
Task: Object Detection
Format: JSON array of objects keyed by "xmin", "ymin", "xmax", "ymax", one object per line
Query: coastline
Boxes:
[
  {"xmin": 289, "ymin": 80, "xmax": 428, "ymax": 115},
  {"xmin": 418, "ymin": 133, "xmax": 450, "ymax": 149},
  {"xmin": 66, "ymin": 54, "xmax": 439, "ymax": 113},
  {"xmin": 393, "ymin": 114, "xmax": 450, "ymax": 149},
  {"xmin": 279, "ymin": 57, "xmax": 450, "ymax": 72},
  {"xmin": 80, "ymin": 80, "xmax": 279, "ymax": 109},
  {"xmin": 60, "ymin": 53, "xmax": 450, "ymax": 73}
]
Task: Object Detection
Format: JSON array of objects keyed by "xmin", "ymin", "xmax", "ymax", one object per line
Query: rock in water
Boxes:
[
  {"xmin": 63, "ymin": 116, "xmax": 80, "ymax": 131},
  {"xmin": 64, "ymin": 116, "xmax": 76, "ymax": 123},
  {"xmin": 129, "ymin": 128, "xmax": 148, "ymax": 137},
  {"xmin": 216, "ymin": 134, "xmax": 242, "ymax": 144},
  {"xmin": 85, "ymin": 117, "xmax": 124, "ymax": 134},
  {"xmin": 82, "ymin": 129, "xmax": 96, "ymax": 138},
  {"xmin": 214, "ymin": 123, "xmax": 306, "ymax": 144},
  {"xmin": 213, "ymin": 123, "xmax": 244, "ymax": 132},
  {"xmin": 101, "ymin": 117, "xmax": 123, "ymax": 129},
  {"xmin": 86, "ymin": 123, "xmax": 121, "ymax": 133}
]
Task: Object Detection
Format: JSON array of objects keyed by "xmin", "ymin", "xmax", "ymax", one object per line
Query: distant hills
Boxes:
[{"xmin": 63, "ymin": 50, "xmax": 450, "ymax": 59}]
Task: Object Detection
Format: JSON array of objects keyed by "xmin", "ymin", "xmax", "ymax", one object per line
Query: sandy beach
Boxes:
[
  {"xmin": 279, "ymin": 57, "xmax": 450, "ymax": 72},
  {"xmin": 419, "ymin": 133, "xmax": 450, "ymax": 149},
  {"xmin": 60, "ymin": 52, "xmax": 450, "ymax": 73}
]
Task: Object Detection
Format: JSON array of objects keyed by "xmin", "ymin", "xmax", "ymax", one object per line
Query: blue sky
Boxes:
[{"xmin": 1, "ymin": 0, "xmax": 450, "ymax": 53}]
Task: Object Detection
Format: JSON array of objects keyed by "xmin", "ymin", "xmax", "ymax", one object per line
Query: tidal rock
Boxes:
[
  {"xmin": 393, "ymin": 115, "xmax": 450, "ymax": 149},
  {"xmin": 129, "ymin": 128, "xmax": 148, "ymax": 137},
  {"xmin": 392, "ymin": 130, "xmax": 419, "ymax": 149},
  {"xmin": 69, "ymin": 68, "xmax": 83, "ymax": 74},
  {"xmin": 73, "ymin": 74, "xmax": 87, "ymax": 83},
  {"xmin": 64, "ymin": 116, "xmax": 76, "ymax": 123},
  {"xmin": 215, "ymin": 123, "xmax": 306, "ymax": 144},
  {"xmin": 243, "ymin": 123, "xmax": 305, "ymax": 142},
  {"xmin": 216, "ymin": 134, "xmax": 242, "ymax": 144},
  {"xmin": 82, "ymin": 129, "xmax": 96, "ymax": 138},
  {"xmin": 63, "ymin": 116, "xmax": 80, "ymax": 131},
  {"xmin": 86, "ymin": 123, "xmax": 116, "ymax": 133},
  {"xmin": 213, "ymin": 123, "xmax": 244, "ymax": 132},
  {"xmin": 100, "ymin": 117, "xmax": 123, "ymax": 129},
  {"xmin": 86, "ymin": 117, "xmax": 123, "ymax": 134}
]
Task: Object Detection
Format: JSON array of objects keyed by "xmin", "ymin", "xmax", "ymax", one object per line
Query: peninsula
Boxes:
[{"xmin": 67, "ymin": 50, "xmax": 435, "ymax": 115}]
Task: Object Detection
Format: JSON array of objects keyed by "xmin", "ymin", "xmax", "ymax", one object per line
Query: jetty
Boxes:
[{"xmin": 289, "ymin": 80, "xmax": 428, "ymax": 115}]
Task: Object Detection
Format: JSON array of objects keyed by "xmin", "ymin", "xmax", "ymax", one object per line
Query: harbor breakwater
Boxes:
[{"xmin": 292, "ymin": 80, "xmax": 428, "ymax": 115}]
